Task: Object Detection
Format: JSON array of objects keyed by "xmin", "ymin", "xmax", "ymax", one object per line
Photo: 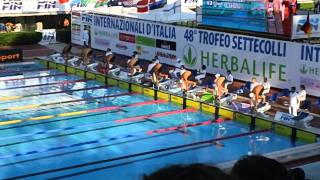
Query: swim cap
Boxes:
[{"xmin": 215, "ymin": 74, "xmax": 220, "ymax": 78}]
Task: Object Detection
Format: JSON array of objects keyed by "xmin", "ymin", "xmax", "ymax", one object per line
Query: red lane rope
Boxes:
[
  {"xmin": 87, "ymin": 100, "xmax": 167, "ymax": 113},
  {"xmin": 115, "ymin": 108, "xmax": 196, "ymax": 123},
  {"xmin": 146, "ymin": 118, "xmax": 225, "ymax": 135}
]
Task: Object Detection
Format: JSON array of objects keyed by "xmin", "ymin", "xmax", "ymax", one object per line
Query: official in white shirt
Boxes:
[
  {"xmin": 289, "ymin": 87, "xmax": 299, "ymax": 117},
  {"xmin": 195, "ymin": 65, "xmax": 207, "ymax": 84},
  {"xmin": 250, "ymin": 77, "xmax": 260, "ymax": 91},
  {"xmin": 224, "ymin": 70, "xmax": 233, "ymax": 90},
  {"xmin": 169, "ymin": 58, "xmax": 182, "ymax": 79},
  {"xmin": 298, "ymin": 85, "xmax": 307, "ymax": 109},
  {"xmin": 262, "ymin": 77, "xmax": 271, "ymax": 103}
]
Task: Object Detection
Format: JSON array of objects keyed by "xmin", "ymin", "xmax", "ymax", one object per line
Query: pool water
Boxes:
[{"xmin": 0, "ymin": 62, "xmax": 307, "ymax": 179}]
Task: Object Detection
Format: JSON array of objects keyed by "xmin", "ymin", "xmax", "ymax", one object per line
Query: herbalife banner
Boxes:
[{"xmin": 73, "ymin": 13, "xmax": 320, "ymax": 97}]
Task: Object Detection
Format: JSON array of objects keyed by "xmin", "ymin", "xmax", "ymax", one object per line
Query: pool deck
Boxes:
[{"xmin": 7, "ymin": 43, "xmax": 320, "ymax": 134}]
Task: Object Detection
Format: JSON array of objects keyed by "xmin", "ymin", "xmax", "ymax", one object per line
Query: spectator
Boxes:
[
  {"xmin": 288, "ymin": 168, "xmax": 306, "ymax": 180},
  {"xmin": 144, "ymin": 163, "xmax": 234, "ymax": 180},
  {"xmin": 289, "ymin": 86, "xmax": 299, "ymax": 117},
  {"xmin": 63, "ymin": 18, "xmax": 70, "ymax": 29},
  {"xmin": 14, "ymin": 22, "xmax": 22, "ymax": 32},
  {"xmin": 231, "ymin": 155, "xmax": 292, "ymax": 180}
]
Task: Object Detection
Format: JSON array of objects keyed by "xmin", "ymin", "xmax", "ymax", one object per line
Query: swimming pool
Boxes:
[{"xmin": 0, "ymin": 61, "xmax": 310, "ymax": 179}]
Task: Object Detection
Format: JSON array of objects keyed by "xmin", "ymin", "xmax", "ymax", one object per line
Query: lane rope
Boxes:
[
  {"xmin": 0, "ymin": 100, "xmax": 167, "ymax": 129},
  {"xmin": 0, "ymin": 91, "xmax": 136, "ymax": 113},
  {"xmin": 0, "ymin": 78, "xmax": 87, "ymax": 91},
  {"xmin": 0, "ymin": 84, "xmax": 108, "ymax": 101},
  {"xmin": 0, "ymin": 73, "xmax": 67, "ymax": 82}
]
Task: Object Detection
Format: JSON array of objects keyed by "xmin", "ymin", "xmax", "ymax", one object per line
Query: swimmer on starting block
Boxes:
[
  {"xmin": 180, "ymin": 66, "xmax": 197, "ymax": 93},
  {"xmin": 249, "ymin": 84, "xmax": 270, "ymax": 113},
  {"xmin": 103, "ymin": 48, "xmax": 120, "ymax": 75},
  {"xmin": 214, "ymin": 74, "xmax": 228, "ymax": 101},
  {"xmin": 151, "ymin": 63, "xmax": 169, "ymax": 88},
  {"xmin": 68, "ymin": 48, "xmax": 92, "ymax": 67},
  {"xmin": 127, "ymin": 51, "xmax": 142, "ymax": 76},
  {"xmin": 139, "ymin": 56, "xmax": 160, "ymax": 86}
]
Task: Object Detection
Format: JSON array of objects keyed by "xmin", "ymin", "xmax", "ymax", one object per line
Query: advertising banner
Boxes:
[
  {"xmin": 71, "ymin": 12, "xmax": 83, "ymax": 45},
  {"xmin": 292, "ymin": 14, "xmax": 320, "ymax": 39},
  {"xmin": 0, "ymin": 0, "xmax": 23, "ymax": 13},
  {"xmin": 74, "ymin": 13, "xmax": 320, "ymax": 96},
  {"xmin": 36, "ymin": 29, "xmax": 56, "ymax": 44},
  {"xmin": 91, "ymin": 14, "xmax": 180, "ymax": 65},
  {"xmin": 0, "ymin": 49, "xmax": 23, "ymax": 63}
]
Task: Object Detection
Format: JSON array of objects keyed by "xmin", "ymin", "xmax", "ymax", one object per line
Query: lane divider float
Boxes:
[
  {"xmin": 0, "ymin": 84, "xmax": 108, "ymax": 101},
  {"xmin": 0, "ymin": 79, "xmax": 87, "ymax": 91},
  {"xmin": 0, "ymin": 91, "xmax": 134, "ymax": 113},
  {"xmin": 0, "ymin": 73, "xmax": 68, "ymax": 82}
]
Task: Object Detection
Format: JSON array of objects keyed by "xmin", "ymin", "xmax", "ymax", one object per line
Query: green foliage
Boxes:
[{"xmin": 0, "ymin": 32, "xmax": 42, "ymax": 46}]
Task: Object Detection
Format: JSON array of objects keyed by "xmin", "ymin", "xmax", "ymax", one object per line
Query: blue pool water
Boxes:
[{"xmin": 0, "ymin": 62, "xmax": 307, "ymax": 179}]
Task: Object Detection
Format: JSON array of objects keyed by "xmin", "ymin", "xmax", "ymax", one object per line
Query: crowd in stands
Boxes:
[{"xmin": 143, "ymin": 155, "xmax": 307, "ymax": 180}]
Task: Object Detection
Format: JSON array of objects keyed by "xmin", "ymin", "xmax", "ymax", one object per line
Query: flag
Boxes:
[
  {"xmin": 301, "ymin": 13, "xmax": 312, "ymax": 35},
  {"xmin": 95, "ymin": 0, "xmax": 108, "ymax": 8},
  {"xmin": 163, "ymin": 0, "xmax": 181, "ymax": 14},
  {"xmin": 59, "ymin": 0, "xmax": 70, "ymax": 4},
  {"xmin": 137, "ymin": 0, "xmax": 148, "ymax": 13}
]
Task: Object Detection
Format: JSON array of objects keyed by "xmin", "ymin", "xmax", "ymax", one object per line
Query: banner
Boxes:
[
  {"xmin": 71, "ymin": 12, "xmax": 83, "ymax": 45},
  {"xmin": 74, "ymin": 13, "xmax": 320, "ymax": 96},
  {"xmin": 292, "ymin": 14, "xmax": 320, "ymax": 39},
  {"xmin": 91, "ymin": 14, "xmax": 179, "ymax": 65},
  {"xmin": 0, "ymin": 0, "xmax": 23, "ymax": 13},
  {"xmin": 0, "ymin": 49, "xmax": 23, "ymax": 63},
  {"xmin": 36, "ymin": 29, "xmax": 56, "ymax": 44}
]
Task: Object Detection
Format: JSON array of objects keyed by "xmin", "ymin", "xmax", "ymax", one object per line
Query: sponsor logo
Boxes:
[
  {"xmin": 37, "ymin": 0, "xmax": 56, "ymax": 9},
  {"xmin": 94, "ymin": 30, "xmax": 118, "ymax": 39},
  {"xmin": 156, "ymin": 51, "xmax": 176, "ymax": 60},
  {"xmin": 116, "ymin": 43, "xmax": 128, "ymax": 50},
  {"xmin": 2, "ymin": 0, "xmax": 22, "ymax": 11},
  {"xmin": 81, "ymin": 13, "xmax": 93, "ymax": 24},
  {"xmin": 119, "ymin": 33, "xmax": 135, "ymax": 43},
  {"xmin": 183, "ymin": 44, "xmax": 197, "ymax": 67},
  {"xmin": 300, "ymin": 64, "xmax": 320, "ymax": 77},
  {"xmin": 156, "ymin": 39, "xmax": 176, "ymax": 51},
  {"xmin": 0, "ymin": 49, "xmax": 22, "ymax": 62},
  {"xmin": 136, "ymin": 46, "xmax": 149, "ymax": 54},
  {"xmin": 94, "ymin": 38, "xmax": 109, "ymax": 46}
]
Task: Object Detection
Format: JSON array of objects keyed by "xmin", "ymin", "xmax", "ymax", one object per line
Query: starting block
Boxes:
[
  {"xmin": 256, "ymin": 102, "xmax": 271, "ymax": 113},
  {"xmin": 219, "ymin": 93, "xmax": 237, "ymax": 104}
]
